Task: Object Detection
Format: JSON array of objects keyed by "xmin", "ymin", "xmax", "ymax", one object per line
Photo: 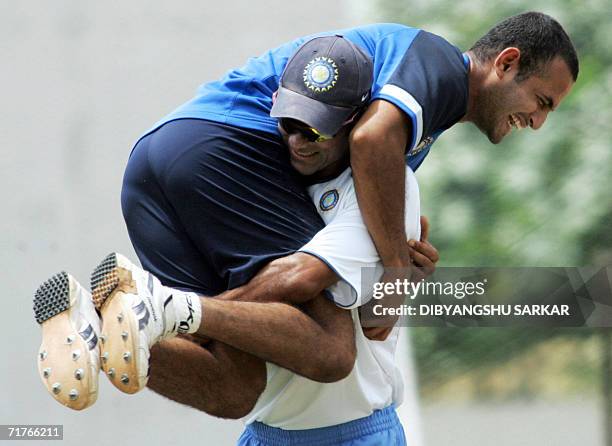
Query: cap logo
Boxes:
[
  {"xmin": 319, "ymin": 189, "xmax": 339, "ymax": 211},
  {"xmin": 303, "ymin": 57, "xmax": 338, "ymax": 93}
]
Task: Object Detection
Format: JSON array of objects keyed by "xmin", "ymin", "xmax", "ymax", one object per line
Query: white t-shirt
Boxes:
[{"xmin": 244, "ymin": 167, "xmax": 421, "ymax": 430}]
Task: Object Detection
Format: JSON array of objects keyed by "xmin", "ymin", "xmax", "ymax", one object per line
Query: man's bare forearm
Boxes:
[
  {"xmin": 197, "ymin": 294, "xmax": 356, "ymax": 383},
  {"xmin": 217, "ymin": 253, "xmax": 338, "ymax": 304},
  {"xmin": 352, "ymin": 146, "xmax": 408, "ymax": 266},
  {"xmin": 350, "ymin": 100, "xmax": 412, "ymax": 268}
]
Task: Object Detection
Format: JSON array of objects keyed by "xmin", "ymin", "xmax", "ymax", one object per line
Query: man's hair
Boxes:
[{"xmin": 469, "ymin": 12, "xmax": 579, "ymax": 82}]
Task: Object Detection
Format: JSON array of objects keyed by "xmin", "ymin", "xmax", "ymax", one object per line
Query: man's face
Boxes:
[
  {"xmin": 278, "ymin": 119, "xmax": 351, "ymax": 178},
  {"xmin": 473, "ymin": 55, "xmax": 575, "ymax": 144}
]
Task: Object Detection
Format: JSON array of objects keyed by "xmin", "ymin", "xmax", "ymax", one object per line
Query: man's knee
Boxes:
[
  {"xmin": 208, "ymin": 343, "xmax": 267, "ymax": 419},
  {"xmin": 300, "ymin": 295, "xmax": 357, "ymax": 383},
  {"xmin": 216, "ymin": 368, "xmax": 266, "ymax": 419}
]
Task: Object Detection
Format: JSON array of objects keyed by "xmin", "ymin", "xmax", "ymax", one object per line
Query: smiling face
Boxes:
[
  {"xmin": 472, "ymin": 51, "xmax": 575, "ymax": 144},
  {"xmin": 278, "ymin": 119, "xmax": 351, "ymax": 179}
]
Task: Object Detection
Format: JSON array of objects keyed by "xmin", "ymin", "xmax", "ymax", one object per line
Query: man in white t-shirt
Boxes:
[
  {"xmin": 239, "ymin": 165, "xmax": 421, "ymax": 444},
  {"xmin": 33, "ymin": 36, "xmax": 436, "ymax": 444}
]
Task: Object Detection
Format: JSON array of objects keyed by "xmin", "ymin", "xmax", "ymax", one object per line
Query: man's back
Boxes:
[{"xmin": 144, "ymin": 22, "xmax": 468, "ymax": 172}]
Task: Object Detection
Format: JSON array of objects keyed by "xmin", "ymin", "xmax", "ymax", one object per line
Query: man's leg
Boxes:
[
  {"xmin": 146, "ymin": 286, "xmax": 356, "ymax": 418},
  {"xmin": 94, "ymin": 252, "xmax": 355, "ymax": 394},
  {"xmin": 194, "ymin": 253, "xmax": 361, "ymax": 381},
  {"xmin": 147, "ymin": 336, "xmax": 266, "ymax": 419},
  {"xmin": 115, "ymin": 119, "xmax": 349, "ymax": 413},
  {"xmin": 115, "ymin": 121, "xmax": 284, "ymax": 414},
  {"xmin": 197, "ymin": 283, "xmax": 356, "ymax": 382}
]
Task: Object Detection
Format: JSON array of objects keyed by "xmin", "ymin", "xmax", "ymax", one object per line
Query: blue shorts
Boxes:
[
  {"xmin": 237, "ymin": 406, "xmax": 406, "ymax": 446},
  {"xmin": 121, "ymin": 118, "xmax": 325, "ymax": 295}
]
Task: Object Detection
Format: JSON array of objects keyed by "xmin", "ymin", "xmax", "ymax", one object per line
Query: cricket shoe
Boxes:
[
  {"xmin": 33, "ymin": 272, "xmax": 101, "ymax": 410},
  {"xmin": 90, "ymin": 253, "xmax": 201, "ymax": 394}
]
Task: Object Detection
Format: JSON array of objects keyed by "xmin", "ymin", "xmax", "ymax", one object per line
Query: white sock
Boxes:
[{"xmin": 161, "ymin": 290, "xmax": 202, "ymax": 337}]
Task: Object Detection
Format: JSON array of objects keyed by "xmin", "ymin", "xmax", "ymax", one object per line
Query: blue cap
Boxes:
[{"xmin": 271, "ymin": 35, "xmax": 373, "ymax": 136}]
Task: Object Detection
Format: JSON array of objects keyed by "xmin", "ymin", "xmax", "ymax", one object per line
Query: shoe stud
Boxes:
[
  {"xmin": 42, "ymin": 367, "xmax": 51, "ymax": 378},
  {"xmin": 107, "ymin": 368, "xmax": 115, "ymax": 378},
  {"xmin": 39, "ymin": 350, "xmax": 47, "ymax": 361},
  {"xmin": 74, "ymin": 368, "xmax": 84, "ymax": 380},
  {"xmin": 66, "ymin": 335, "xmax": 75, "ymax": 344},
  {"xmin": 52, "ymin": 383, "xmax": 61, "ymax": 394},
  {"xmin": 101, "ymin": 352, "xmax": 109, "ymax": 363},
  {"xmin": 121, "ymin": 331, "xmax": 128, "ymax": 341},
  {"xmin": 69, "ymin": 389, "xmax": 79, "ymax": 401},
  {"xmin": 120, "ymin": 374, "xmax": 129, "ymax": 384},
  {"xmin": 117, "ymin": 313, "xmax": 124, "ymax": 323},
  {"xmin": 72, "ymin": 350, "xmax": 81, "ymax": 361},
  {"xmin": 100, "ymin": 334, "xmax": 106, "ymax": 344},
  {"xmin": 123, "ymin": 352, "xmax": 131, "ymax": 362}
]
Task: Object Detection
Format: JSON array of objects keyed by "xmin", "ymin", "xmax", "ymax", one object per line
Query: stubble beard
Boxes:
[{"xmin": 473, "ymin": 86, "xmax": 507, "ymax": 144}]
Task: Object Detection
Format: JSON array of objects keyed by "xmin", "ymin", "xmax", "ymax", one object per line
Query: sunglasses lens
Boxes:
[{"xmin": 280, "ymin": 119, "xmax": 326, "ymax": 142}]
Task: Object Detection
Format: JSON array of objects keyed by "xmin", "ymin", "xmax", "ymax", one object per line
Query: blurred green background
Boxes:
[{"xmin": 371, "ymin": 0, "xmax": 612, "ymax": 443}]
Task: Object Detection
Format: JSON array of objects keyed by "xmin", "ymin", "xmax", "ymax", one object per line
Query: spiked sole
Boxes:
[
  {"xmin": 91, "ymin": 253, "xmax": 146, "ymax": 394},
  {"xmin": 34, "ymin": 273, "xmax": 98, "ymax": 411}
]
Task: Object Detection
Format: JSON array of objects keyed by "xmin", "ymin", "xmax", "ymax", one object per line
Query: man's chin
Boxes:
[
  {"xmin": 474, "ymin": 121, "xmax": 503, "ymax": 144},
  {"xmin": 488, "ymin": 133, "xmax": 504, "ymax": 144},
  {"xmin": 483, "ymin": 126, "xmax": 506, "ymax": 144},
  {"xmin": 290, "ymin": 160, "xmax": 316, "ymax": 176}
]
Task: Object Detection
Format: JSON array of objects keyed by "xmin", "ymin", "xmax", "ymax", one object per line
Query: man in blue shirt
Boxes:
[
  {"xmin": 118, "ymin": 11, "xmax": 576, "ymax": 350},
  {"xmin": 118, "ymin": 13, "xmax": 577, "ymax": 440},
  {"xmin": 122, "ymin": 12, "xmax": 576, "ymax": 300}
]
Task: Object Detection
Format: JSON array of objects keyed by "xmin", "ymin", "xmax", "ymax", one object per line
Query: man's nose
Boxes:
[{"xmin": 529, "ymin": 109, "xmax": 549, "ymax": 130}]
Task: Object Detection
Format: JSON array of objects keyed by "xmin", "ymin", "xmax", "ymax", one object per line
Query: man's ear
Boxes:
[{"xmin": 493, "ymin": 47, "xmax": 521, "ymax": 79}]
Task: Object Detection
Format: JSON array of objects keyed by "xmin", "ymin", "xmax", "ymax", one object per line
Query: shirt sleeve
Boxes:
[
  {"xmin": 300, "ymin": 185, "xmax": 380, "ymax": 309},
  {"xmin": 300, "ymin": 168, "xmax": 422, "ymax": 309},
  {"xmin": 371, "ymin": 29, "xmax": 469, "ymax": 151}
]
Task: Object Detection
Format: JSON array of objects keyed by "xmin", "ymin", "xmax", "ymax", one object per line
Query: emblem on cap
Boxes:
[
  {"xmin": 304, "ymin": 57, "xmax": 339, "ymax": 93},
  {"xmin": 319, "ymin": 189, "xmax": 339, "ymax": 211}
]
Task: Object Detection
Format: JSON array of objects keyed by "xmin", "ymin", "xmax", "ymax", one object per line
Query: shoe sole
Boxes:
[
  {"xmin": 34, "ymin": 272, "xmax": 99, "ymax": 410},
  {"xmin": 91, "ymin": 253, "xmax": 145, "ymax": 394}
]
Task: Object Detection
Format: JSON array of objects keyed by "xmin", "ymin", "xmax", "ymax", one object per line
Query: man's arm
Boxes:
[
  {"xmin": 362, "ymin": 215, "xmax": 440, "ymax": 341},
  {"xmin": 349, "ymin": 100, "xmax": 413, "ymax": 270},
  {"xmin": 217, "ymin": 253, "xmax": 337, "ymax": 304}
]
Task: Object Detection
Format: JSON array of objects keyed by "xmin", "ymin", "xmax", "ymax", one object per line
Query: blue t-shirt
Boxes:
[{"xmin": 149, "ymin": 23, "xmax": 469, "ymax": 171}]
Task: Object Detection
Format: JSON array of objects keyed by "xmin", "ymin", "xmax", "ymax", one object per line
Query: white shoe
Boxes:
[
  {"xmin": 90, "ymin": 253, "xmax": 178, "ymax": 394},
  {"xmin": 33, "ymin": 272, "xmax": 101, "ymax": 410}
]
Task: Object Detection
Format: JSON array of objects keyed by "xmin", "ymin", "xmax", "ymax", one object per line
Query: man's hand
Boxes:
[{"xmin": 408, "ymin": 216, "xmax": 439, "ymax": 281}]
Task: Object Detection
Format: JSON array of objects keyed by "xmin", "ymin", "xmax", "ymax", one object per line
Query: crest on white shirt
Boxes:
[{"xmin": 319, "ymin": 189, "xmax": 339, "ymax": 211}]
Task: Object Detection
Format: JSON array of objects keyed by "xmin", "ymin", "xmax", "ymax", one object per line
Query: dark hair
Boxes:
[{"xmin": 470, "ymin": 12, "xmax": 579, "ymax": 82}]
